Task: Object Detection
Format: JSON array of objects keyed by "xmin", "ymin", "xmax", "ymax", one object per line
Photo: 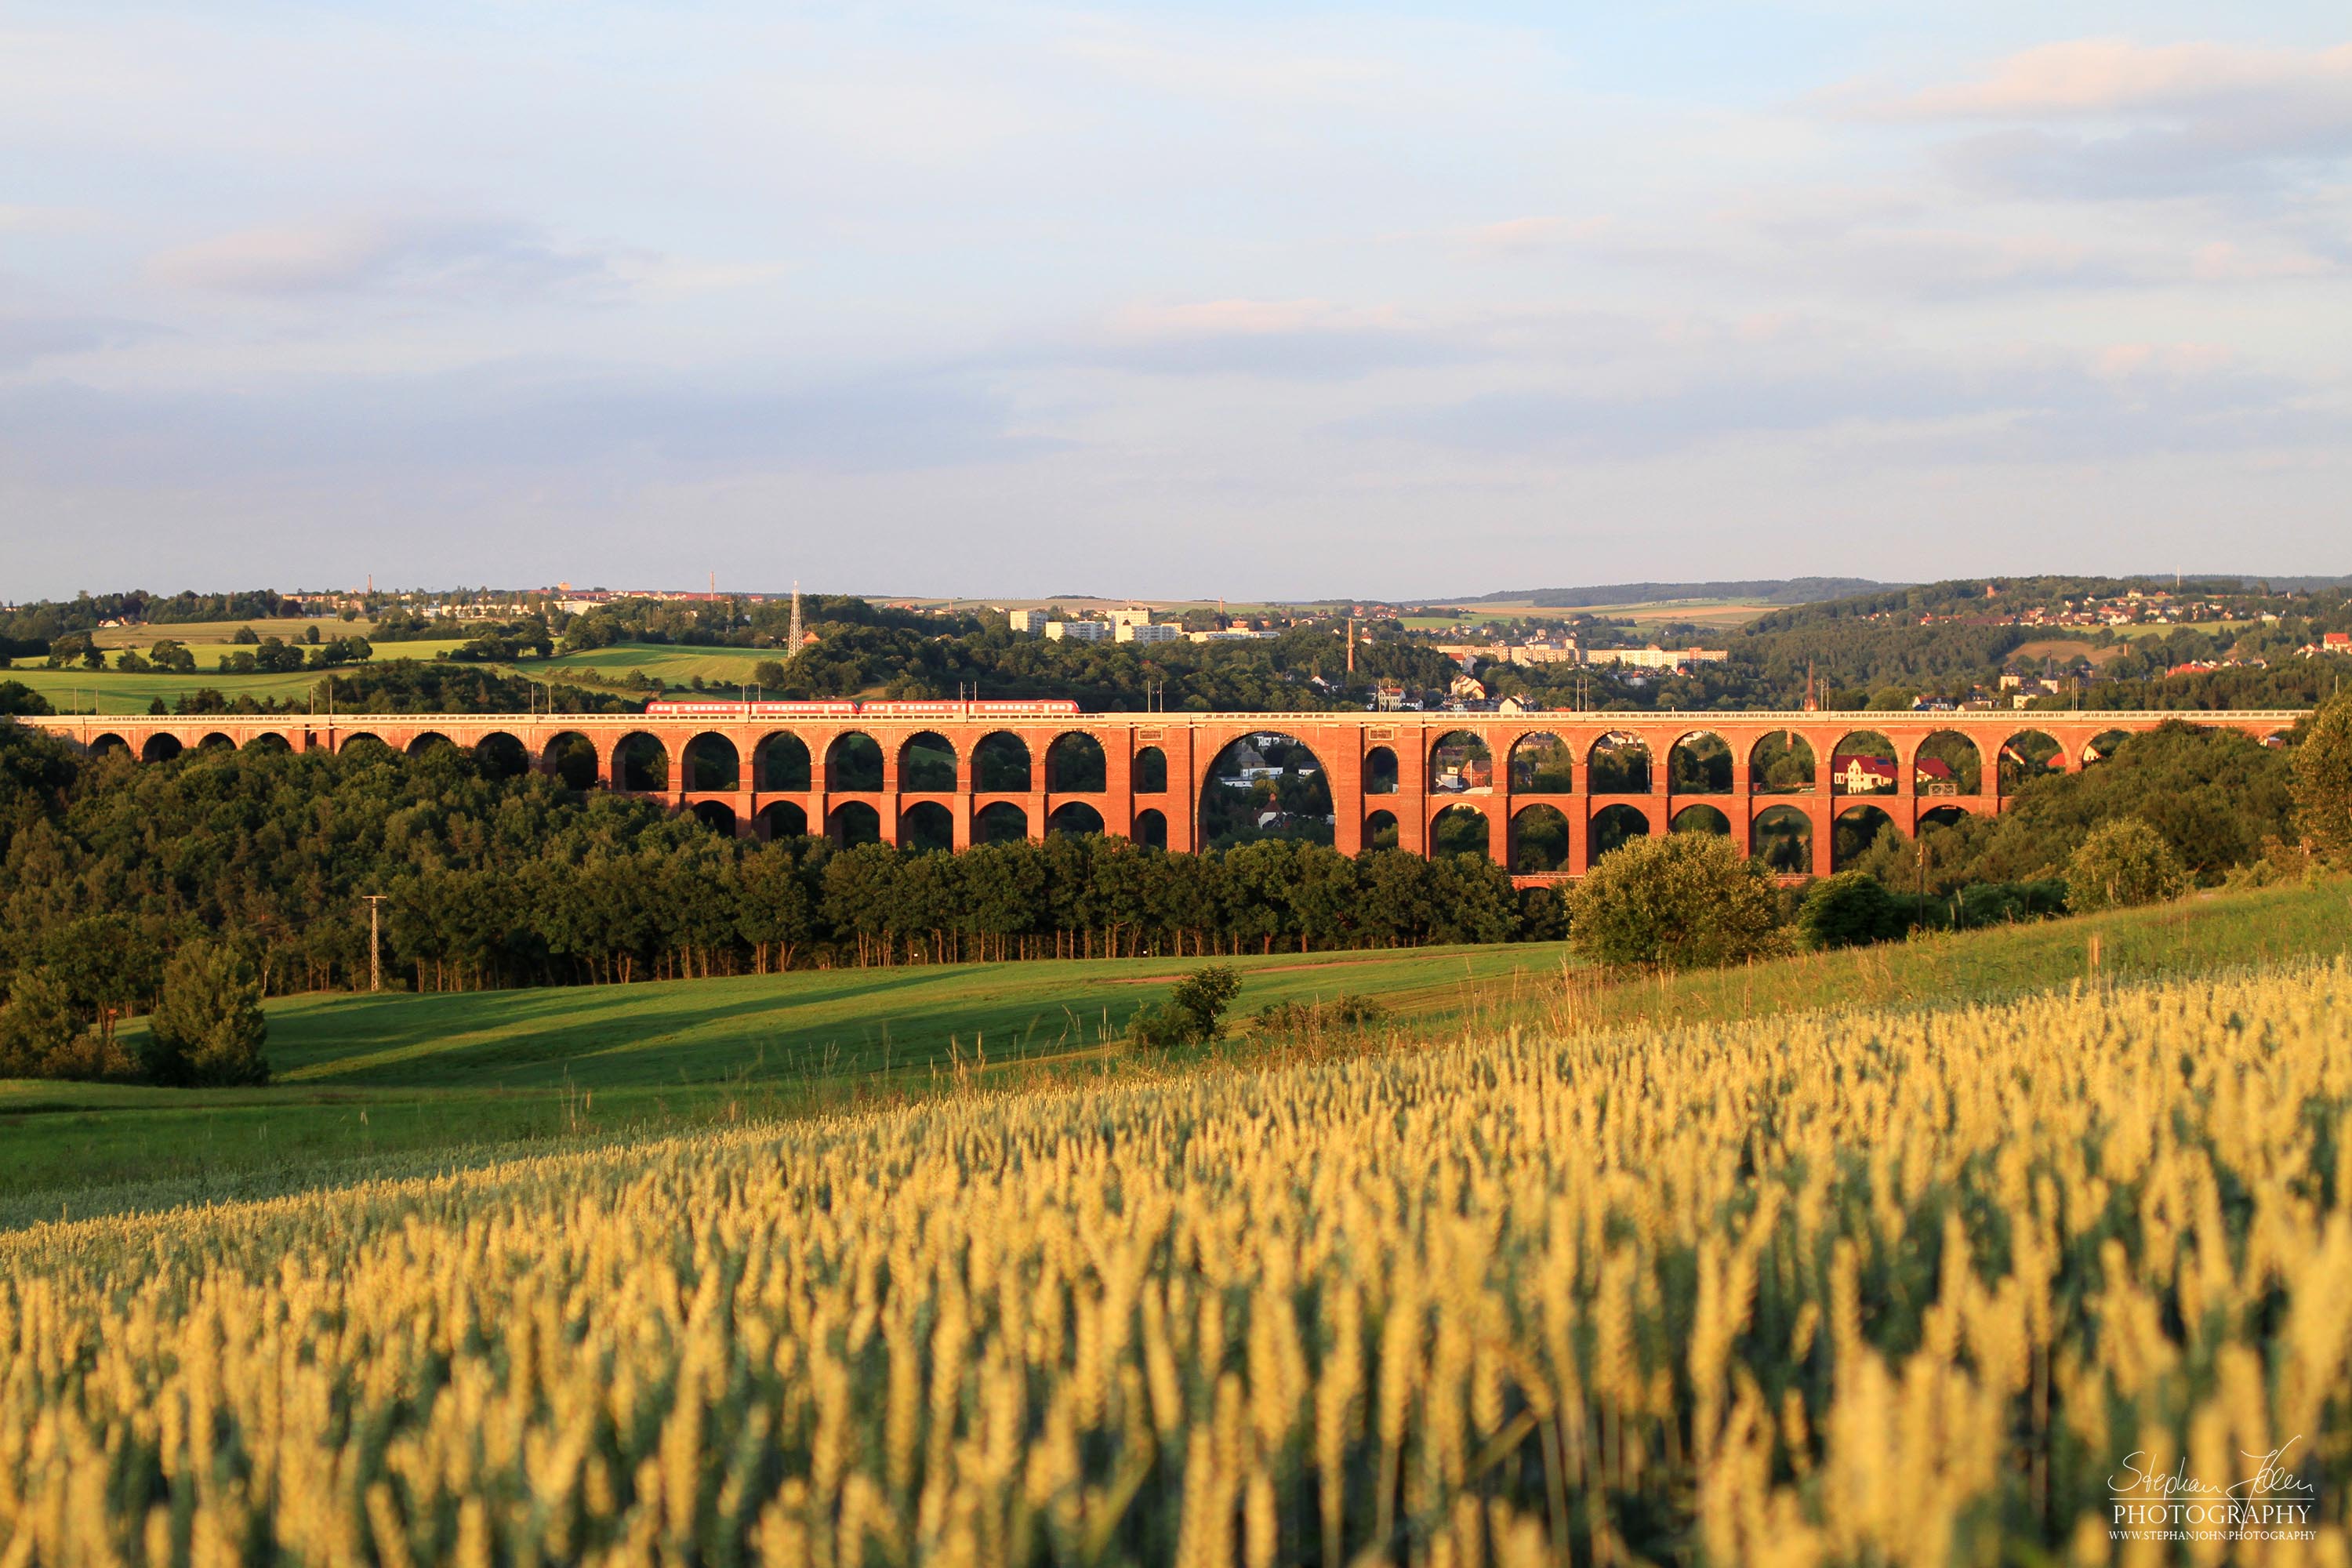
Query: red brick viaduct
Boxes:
[{"xmin": 33, "ymin": 708, "xmax": 2303, "ymax": 882}]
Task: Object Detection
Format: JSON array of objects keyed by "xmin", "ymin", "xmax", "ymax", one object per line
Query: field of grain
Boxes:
[
  {"xmin": 2007, "ymin": 638, "xmax": 2128, "ymax": 667},
  {"xmin": 1399, "ymin": 599, "xmax": 1775, "ymax": 631},
  {"xmin": 7, "ymin": 960, "xmax": 2348, "ymax": 1564},
  {"xmin": 536, "ymin": 641, "xmax": 791, "ymax": 690}
]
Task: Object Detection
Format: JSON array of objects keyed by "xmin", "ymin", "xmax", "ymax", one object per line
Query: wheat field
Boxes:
[{"xmin": 6, "ymin": 964, "xmax": 2352, "ymax": 1566}]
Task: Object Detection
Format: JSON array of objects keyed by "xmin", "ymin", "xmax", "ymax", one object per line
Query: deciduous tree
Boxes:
[
  {"xmin": 1567, "ymin": 833, "xmax": 1789, "ymax": 971},
  {"xmin": 142, "ymin": 939, "xmax": 270, "ymax": 1087}
]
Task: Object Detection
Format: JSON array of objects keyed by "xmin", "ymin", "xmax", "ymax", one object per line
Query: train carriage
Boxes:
[{"xmin": 642, "ymin": 699, "xmax": 1080, "ymax": 718}]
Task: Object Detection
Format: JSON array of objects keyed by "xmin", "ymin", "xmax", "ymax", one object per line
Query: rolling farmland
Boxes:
[
  {"xmin": 6, "ymin": 958, "xmax": 2348, "ymax": 1562},
  {"xmin": 1, "ymin": 944, "xmax": 1559, "ymax": 1214}
]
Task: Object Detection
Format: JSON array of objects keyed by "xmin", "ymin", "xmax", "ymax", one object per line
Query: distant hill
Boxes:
[
  {"xmin": 1456, "ymin": 579, "xmax": 1900, "ymax": 609},
  {"xmin": 2177, "ymin": 574, "xmax": 2352, "ymax": 591}
]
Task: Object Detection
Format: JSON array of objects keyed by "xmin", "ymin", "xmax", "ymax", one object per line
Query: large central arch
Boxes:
[{"xmin": 1200, "ymin": 730, "xmax": 1332, "ymax": 849}]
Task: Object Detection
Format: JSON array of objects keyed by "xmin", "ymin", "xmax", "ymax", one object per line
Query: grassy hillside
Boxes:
[
  {"xmin": 1534, "ymin": 874, "xmax": 2350, "ymax": 1037},
  {"xmin": 535, "ymin": 641, "xmax": 794, "ymax": 688},
  {"xmin": 1399, "ymin": 598, "xmax": 1779, "ymax": 630},
  {"xmin": 6, "ymin": 877, "xmax": 2346, "ymax": 1227},
  {"xmin": 15, "ymin": 640, "xmax": 788, "ymax": 712},
  {"xmin": 9, "ymin": 642, "xmax": 479, "ymax": 714},
  {"xmin": 11, "ymin": 663, "xmax": 352, "ymax": 714},
  {"xmin": 0, "ymin": 944, "xmax": 1555, "ymax": 1217},
  {"xmin": 84, "ymin": 619, "xmax": 439, "ymax": 648}
]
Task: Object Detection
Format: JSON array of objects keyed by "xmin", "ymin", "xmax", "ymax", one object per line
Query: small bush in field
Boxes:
[{"xmin": 1127, "ymin": 964, "xmax": 1242, "ymax": 1049}]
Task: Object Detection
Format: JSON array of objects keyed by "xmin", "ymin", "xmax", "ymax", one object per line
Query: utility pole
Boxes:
[{"xmin": 360, "ymin": 895, "xmax": 386, "ymax": 992}]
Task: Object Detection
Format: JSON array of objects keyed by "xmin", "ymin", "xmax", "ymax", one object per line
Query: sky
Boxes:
[{"xmin": 3, "ymin": 2, "xmax": 2350, "ymax": 603}]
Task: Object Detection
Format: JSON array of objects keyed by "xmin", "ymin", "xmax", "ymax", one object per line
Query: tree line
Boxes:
[
  {"xmin": 5, "ymin": 699, "xmax": 2343, "ymax": 1083},
  {"xmin": 0, "ymin": 589, "xmax": 299, "ymax": 645},
  {"xmin": 0, "ymin": 720, "xmax": 1552, "ymax": 1050}
]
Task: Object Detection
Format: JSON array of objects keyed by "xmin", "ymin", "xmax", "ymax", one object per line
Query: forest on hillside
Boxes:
[{"xmin": 0, "ymin": 712, "xmax": 2310, "ymax": 1038}]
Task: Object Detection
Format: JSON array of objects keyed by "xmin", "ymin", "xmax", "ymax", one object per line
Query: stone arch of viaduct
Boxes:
[{"xmin": 34, "ymin": 709, "xmax": 2304, "ymax": 882}]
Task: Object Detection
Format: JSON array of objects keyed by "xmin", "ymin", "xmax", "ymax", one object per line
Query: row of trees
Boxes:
[
  {"xmin": 0, "ymin": 590, "xmax": 299, "ymax": 644},
  {"xmin": 0, "ymin": 938, "xmax": 267, "ymax": 1085},
  {"xmin": 377, "ymin": 833, "xmax": 1539, "ymax": 989},
  {"xmin": 0, "ymin": 720, "xmax": 1550, "ymax": 1051}
]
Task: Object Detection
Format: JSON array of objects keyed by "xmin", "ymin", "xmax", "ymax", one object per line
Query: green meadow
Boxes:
[
  {"xmin": 7, "ymin": 877, "xmax": 2349, "ymax": 1229},
  {"xmin": 9, "ymin": 665, "xmax": 341, "ymax": 715},
  {"xmin": 9, "ymin": 644, "xmax": 476, "ymax": 714},
  {"xmin": 0, "ymin": 944, "xmax": 1558, "ymax": 1219},
  {"xmin": 11, "ymin": 640, "xmax": 796, "ymax": 713},
  {"xmin": 533, "ymin": 641, "xmax": 796, "ymax": 690}
]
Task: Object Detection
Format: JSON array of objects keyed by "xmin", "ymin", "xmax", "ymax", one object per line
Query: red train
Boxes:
[{"xmin": 641, "ymin": 699, "xmax": 1082, "ymax": 718}]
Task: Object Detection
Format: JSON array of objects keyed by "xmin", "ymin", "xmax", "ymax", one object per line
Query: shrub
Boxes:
[
  {"xmin": 140, "ymin": 940, "xmax": 270, "ymax": 1087},
  {"xmin": 1128, "ymin": 965, "xmax": 1242, "ymax": 1050},
  {"xmin": 2064, "ymin": 817, "xmax": 2190, "ymax": 913},
  {"xmin": 0, "ymin": 971, "xmax": 88, "ymax": 1078},
  {"xmin": 2293, "ymin": 693, "xmax": 2352, "ymax": 862},
  {"xmin": 1953, "ymin": 878, "xmax": 2068, "ymax": 927},
  {"xmin": 1797, "ymin": 871, "xmax": 1904, "ymax": 950},
  {"xmin": 0, "ymin": 680, "xmax": 54, "ymax": 717},
  {"xmin": 1250, "ymin": 993, "xmax": 1387, "ymax": 1040},
  {"xmin": 1566, "ymin": 833, "xmax": 1789, "ymax": 971}
]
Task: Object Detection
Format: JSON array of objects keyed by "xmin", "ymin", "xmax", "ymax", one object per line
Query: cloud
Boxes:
[
  {"xmin": 1828, "ymin": 40, "xmax": 2352, "ymax": 198},
  {"xmin": 146, "ymin": 216, "xmax": 641, "ymax": 301},
  {"xmin": 0, "ymin": 314, "xmax": 152, "ymax": 369},
  {"xmin": 1347, "ymin": 347, "xmax": 2334, "ymax": 465},
  {"xmin": 1867, "ymin": 39, "xmax": 2352, "ymax": 121},
  {"xmin": 1084, "ymin": 298, "xmax": 1479, "ymax": 379},
  {"xmin": 1054, "ymin": 24, "xmax": 1394, "ymax": 106},
  {"xmin": 0, "ymin": 204, "xmax": 99, "ymax": 234},
  {"xmin": 0, "ymin": 358, "xmax": 1041, "ymax": 484}
]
